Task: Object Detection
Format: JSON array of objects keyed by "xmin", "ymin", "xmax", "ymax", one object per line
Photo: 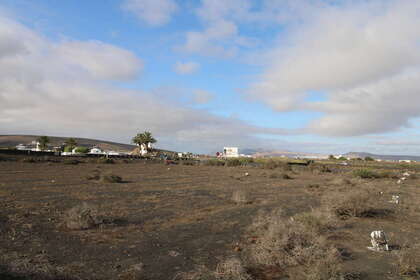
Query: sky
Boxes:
[{"xmin": 1, "ymin": 0, "xmax": 420, "ymax": 155}]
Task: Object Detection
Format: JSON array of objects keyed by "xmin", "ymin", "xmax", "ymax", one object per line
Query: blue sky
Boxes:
[{"xmin": 1, "ymin": 0, "xmax": 420, "ymax": 155}]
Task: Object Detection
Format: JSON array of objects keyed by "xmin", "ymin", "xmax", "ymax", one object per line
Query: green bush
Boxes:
[
  {"xmin": 97, "ymin": 157, "xmax": 115, "ymax": 164},
  {"xmin": 74, "ymin": 146, "xmax": 89, "ymax": 154},
  {"xmin": 63, "ymin": 146, "xmax": 72, "ymax": 152},
  {"xmin": 353, "ymin": 169, "xmax": 379, "ymax": 179},
  {"xmin": 225, "ymin": 158, "xmax": 242, "ymax": 167},
  {"xmin": 203, "ymin": 159, "xmax": 225, "ymax": 166},
  {"xmin": 364, "ymin": 156, "xmax": 375, "ymax": 161},
  {"xmin": 63, "ymin": 159, "xmax": 81, "ymax": 165}
]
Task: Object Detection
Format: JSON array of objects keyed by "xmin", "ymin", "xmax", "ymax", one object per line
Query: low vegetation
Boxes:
[
  {"xmin": 394, "ymin": 243, "xmax": 420, "ymax": 278},
  {"xmin": 63, "ymin": 203, "xmax": 102, "ymax": 230},
  {"xmin": 246, "ymin": 208, "xmax": 342, "ymax": 279},
  {"xmin": 100, "ymin": 174, "xmax": 123, "ymax": 183},
  {"xmin": 323, "ymin": 190, "xmax": 392, "ymax": 219},
  {"xmin": 1, "ymin": 154, "xmax": 419, "ymax": 279},
  {"xmin": 231, "ymin": 190, "xmax": 251, "ymax": 204},
  {"xmin": 97, "ymin": 157, "xmax": 115, "ymax": 164}
]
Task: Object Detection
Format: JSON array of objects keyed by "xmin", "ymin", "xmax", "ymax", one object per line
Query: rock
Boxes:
[
  {"xmin": 368, "ymin": 230, "xmax": 389, "ymax": 252},
  {"xmin": 389, "ymin": 195, "xmax": 400, "ymax": 204}
]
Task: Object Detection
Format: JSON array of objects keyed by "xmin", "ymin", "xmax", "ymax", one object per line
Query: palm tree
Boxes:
[
  {"xmin": 37, "ymin": 136, "xmax": 50, "ymax": 151},
  {"xmin": 65, "ymin": 138, "xmax": 77, "ymax": 150},
  {"xmin": 132, "ymin": 131, "xmax": 157, "ymax": 152}
]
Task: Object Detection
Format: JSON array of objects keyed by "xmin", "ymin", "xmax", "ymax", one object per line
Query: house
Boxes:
[
  {"xmin": 107, "ymin": 151, "xmax": 121, "ymax": 156},
  {"xmin": 16, "ymin": 144, "xmax": 28, "ymax": 150},
  {"xmin": 89, "ymin": 147, "xmax": 104, "ymax": 155},
  {"xmin": 223, "ymin": 147, "xmax": 239, "ymax": 158}
]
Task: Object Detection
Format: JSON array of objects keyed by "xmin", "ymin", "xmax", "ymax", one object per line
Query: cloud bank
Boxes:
[
  {"xmin": 174, "ymin": 61, "xmax": 200, "ymax": 75},
  {"xmin": 0, "ymin": 15, "xmax": 290, "ymax": 153},
  {"xmin": 122, "ymin": 0, "xmax": 178, "ymax": 26},
  {"xmin": 250, "ymin": 0, "xmax": 420, "ymax": 136}
]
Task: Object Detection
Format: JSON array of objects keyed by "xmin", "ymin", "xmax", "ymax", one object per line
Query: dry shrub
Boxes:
[
  {"xmin": 394, "ymin": 243, "xmax": 420, "ymax": 278},
  {"xmin": 63, "ymin": 159, "xmax": 81, "ymax": 165},
  {"xmin": 232, "ymin": 190, "xmax": 251, "ymax": 204},
  {"xmin": 282, "ymin": 174, "xmax": 292, "ymax": 180},
  {"xmin": 100, "ymin": 174, "xmax": 123, "ymax": 183},
  {"xmin": 63, "ymin": 202, "xmax": 102, "ymax": 230},
  {"xmin": 352, "ymin": 169, "xmax": 381, "ymax": 179},
  {"xmin": 86, "ymin": 169, "xmax": 101, "ymax": 180},
  {"xmin": 323, "ymin": 190, "xmax": 377, "ymax": 219},
  {"xmin": 329, "ymin": 177, "xmax": 352, "ymax": 186},
  {"xmin": 247, "ymin": 208, "xmax": 341, "ymax": 280},
  {"xmin": 215, "ymin": 257, "xmax": 252, "ymax": 280},
  {"xmin": 22, "ymin": 157, "xmax": 37, "ymax": 163},
  {"xmin": 174, "ymin": 258, "xmax": 252, "ymax": 280},
  {"xmin": 97, "ymin": 157, "xmax": 115, "ymax": 164},
  {"xmin": 173, "ymin": 265, "xmax": 215, "ymax": 280}
]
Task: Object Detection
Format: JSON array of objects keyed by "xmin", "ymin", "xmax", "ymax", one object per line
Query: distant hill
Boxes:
[
  {"xmin": 344, "ymin": 152, "xmax": 420, "ymax": 161},
  {"xmin": 241, "ymin": 148, "xmax": 420, "ymax": 161},
  {"xmin": 241, "ymin": 148, "xmax": 328, "ymax": 159},
  {"xmin": 0, "ymin": 135, "xmax": 136, "ymax": 152}
]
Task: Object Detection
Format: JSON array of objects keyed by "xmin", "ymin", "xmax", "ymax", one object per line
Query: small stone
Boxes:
[
  {"xmin": 168, "ymin": 250, "xmax": 180, "ymax": 257},
  {"xmin": 368, "ymin": 230, "xmax": 389, "ymax": 252}
]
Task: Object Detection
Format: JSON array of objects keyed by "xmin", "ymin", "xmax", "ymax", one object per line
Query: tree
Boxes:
[
  {"xmin": 365, "ymin": 156, "xmax": 374, "ymax": 161},
  {"xmin": 329, "ymin": 155, "xmax": 336, "ymax": 160},
  {"xmin": 65, "ymin": 138, "xmax": 77, "ymax": 150},
  {"xmin": 37, "ymin": 136, "xmax": 50, "ymax": 151},
  {"xmin": 132, "ymin": 131, "xmax": 157, "ymax": 152}
]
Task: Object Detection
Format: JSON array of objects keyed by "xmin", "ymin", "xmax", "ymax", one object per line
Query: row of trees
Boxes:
[
  {"xmin": 36, "ymin": 136, "xmax": 79, "ymax": 152},
  {"xmin": 36, "ymin": 132, "xmax": 157, "ymax": 153}
]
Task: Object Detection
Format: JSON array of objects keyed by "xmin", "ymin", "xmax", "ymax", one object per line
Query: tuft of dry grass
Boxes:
[
  {"xmin": 215, "ymin": 257, "xmax": 253, "ymax": 280},
  {"xmin": 63, "ymin": 159, "xmax": 81, "ymax": 165},
  {"xmin": 100, "ymin": 174, "xmax": 123, "ymax": 183},
  {"xmin": 97, "ymin": 157, "xmax": 115, "ymax": 164},
  {"xmin": 231, "ymin": 190, "xmax": 251, "ymax": 204},
  {"xmin": 173, "ymin": 265, "xmax": 215, "ymax": 280},
  {"xmin": 246, "ymin": 208, "xmax": 342, "ymax": 279},
  {"xmin": 173, "ymin": 258, "xmax": 252, "ymax": 280},
  {"xmin": 394, "ymin": 243, "xmax": 420, "ymax": 278},
  {"xmin": 322, "ymin": 190, "xmax": 391, "ymax": 219},
  {"xmin": 86, "ymin": 169, "xmax": 101, "ymax": 181},
  {"xmin": 63, "ymin": 202, "xmax": 102, "ymax": 230}
]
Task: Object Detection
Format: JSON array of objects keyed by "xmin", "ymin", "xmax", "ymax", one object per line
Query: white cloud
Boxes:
[
  {"xmin": 249, "ymin": 0, "xmax": 420, "ymax": 136},
  {"xmin": 174, "ymin": 61, "xmax": 200, "ymax": 75},
  {"xmin": 54, "ymin": 40, "xmax": 143, "ymax": 81},
  {"xmin": 0, "ymin": 15, "xmax": 293, "ymax": 153},
  {"xmin": 122, "ymin": 0, "xmax": 178, "ymax": 26},
  {"xmin": 177, "ymin": 0, "xmax": 260, "ymax": 57},
  {"xmin": 192, "ymin": 89, "xmax": 213, "ymax": 104}
]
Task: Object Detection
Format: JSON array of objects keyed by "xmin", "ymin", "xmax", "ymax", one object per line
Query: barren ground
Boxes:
[{"xmin": 0, "ymin": 157, "xmax": 419, "ymax": 279}]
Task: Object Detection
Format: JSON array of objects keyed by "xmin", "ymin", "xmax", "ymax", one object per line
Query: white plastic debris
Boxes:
[
  {"xmin": 244, "ymin": 172, "xmax": 249, "ymax": 176},
  {"xmin": 397, "ymin": 179, "xmax": 402, "ymax": 184},
  {"xmin": 401, "ymin": 177, "xmax": 407, "ymax": 181},
  {"xmin": 368, "ymin": 230, "xmax": 390, "ymax": 252},
  {"xmin": 389, "ymin": 195, "xmax": 400, "ymax": 204}
]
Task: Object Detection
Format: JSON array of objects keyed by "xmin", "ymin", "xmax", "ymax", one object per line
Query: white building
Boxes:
[
  {"xmin": 16, "ymin": 144, "xmax": 28, "ymax": 150},
  {"xmin": 223, "ymin": 147, "xmax": 239, "ymax": 158},
  {"xmin": 89, "ymin": 147, "xmax": 104, "ymax": 155}
]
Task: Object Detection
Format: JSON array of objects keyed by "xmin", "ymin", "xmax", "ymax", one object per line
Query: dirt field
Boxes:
[{"xmin": 0, "ymin": 157, "xmax": 419, "ymax": 280}]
